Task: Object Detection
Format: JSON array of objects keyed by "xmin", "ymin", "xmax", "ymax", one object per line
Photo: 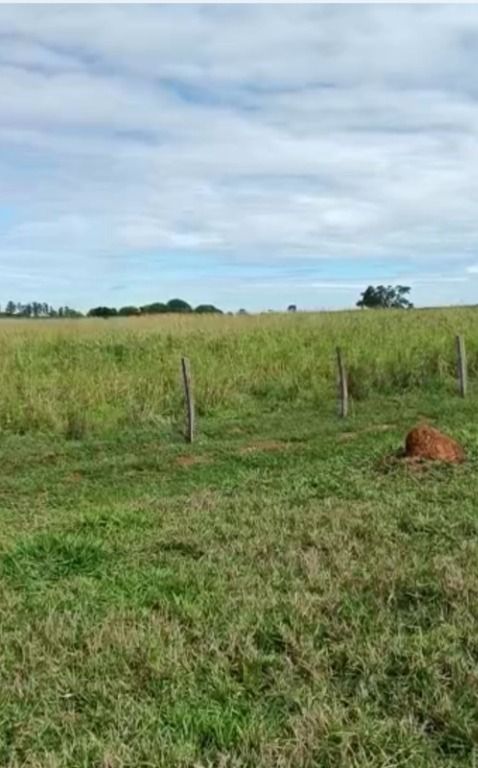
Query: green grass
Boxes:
[
  {"xmin": 1, "ymin": 387, "xmax": 478, "ymax": 766},
  {"xmin": 0, "ymin": 306, "xmax": 477, "ymax": 437}
]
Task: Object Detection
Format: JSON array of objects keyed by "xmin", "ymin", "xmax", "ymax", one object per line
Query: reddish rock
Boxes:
[{"xmin": 405, "ymin": 424, "xmax": 465, "ymax": 464}]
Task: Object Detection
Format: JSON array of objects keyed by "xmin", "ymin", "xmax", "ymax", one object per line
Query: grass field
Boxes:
[
  {"xmin": 0, "ymin": 307, "xmax": 477, "ymax": 437},
  {"xmin": 1, "ymin": 310, "xmax": 478, "ymax": 766}
]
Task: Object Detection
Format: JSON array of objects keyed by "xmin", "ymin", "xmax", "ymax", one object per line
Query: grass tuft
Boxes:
[{"xmin": 1, "ymin": 533, "xmax": 107, "ymax": 584}]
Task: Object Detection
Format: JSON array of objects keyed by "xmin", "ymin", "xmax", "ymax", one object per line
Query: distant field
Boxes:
[{"xmin": 0, "ymin": 307, "xmax": 477, "ymax": 437}]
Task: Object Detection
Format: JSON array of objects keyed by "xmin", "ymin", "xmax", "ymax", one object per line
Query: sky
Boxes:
[{"xmin": 1, "ymin": 4, "xmax": 478, "ymax": 312}]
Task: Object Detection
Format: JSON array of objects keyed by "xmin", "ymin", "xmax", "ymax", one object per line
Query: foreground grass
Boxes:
[{"xmin": 1, "ymin": 393, "xmax": 478, "ymax": 766}]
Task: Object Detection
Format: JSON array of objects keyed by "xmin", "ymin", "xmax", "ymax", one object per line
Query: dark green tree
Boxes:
[
  {"xmin": 140, "ymin": 302, "xmax": 167, "ymax": 314},
  {"xmin": 87, "ymin": 306, "xmax": 118, "ymax": 318},
  {"xmin": 166, "ymin": 298, "xmax": 192, "ymax": 313},
  {"xmin": 118, "ymin": 306, "xmax": 140, "ymax": 316},
  {"xmin": 194, "ymin": 304, "xmax": 222, "ymax": 314},
  {"xmin": 356, "ymin": 285, "xmax": 413, "ymax": 309}
]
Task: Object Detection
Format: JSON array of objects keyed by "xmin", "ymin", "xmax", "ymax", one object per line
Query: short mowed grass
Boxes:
[{"xmin": 1, "ymin": 380, "xmax": 478, "ymax": 766}]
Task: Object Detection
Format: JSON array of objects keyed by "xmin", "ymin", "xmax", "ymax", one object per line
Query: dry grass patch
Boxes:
[
  {"xmin": 174, "ymin": 454, "xmax": 211, "ymax": 468},
  {"xmin": 239, "ymin": 440, "xmax": 295, "ymax": 455}
]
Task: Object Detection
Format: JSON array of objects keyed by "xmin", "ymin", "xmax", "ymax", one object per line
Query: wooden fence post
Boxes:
[
  {"xmin": 180, "ymin": 356, "xmax": 195, "ymax": 442},
  {"xmin": 336, "ymin": 347, "xmax": 348, "ymax": 418},
  {"xmin": 455, "ymin": 335, "xmax": 467, "ymax": 398}
]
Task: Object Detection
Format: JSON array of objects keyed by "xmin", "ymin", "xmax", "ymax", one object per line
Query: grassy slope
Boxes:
[{"xmin": 1, "ymin": 393, "xmax": 478, "ymax": 767}]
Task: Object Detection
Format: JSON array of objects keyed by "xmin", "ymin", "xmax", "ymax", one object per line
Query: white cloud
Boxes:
[{"xmin": 0, "ymin": 5, "xmax": 478, "ymax": 309}]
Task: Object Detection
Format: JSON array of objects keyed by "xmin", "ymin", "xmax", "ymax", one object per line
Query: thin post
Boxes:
[
  {"xmin": 455, "ymin": 335, "xmax": 467, "ymax": 398},
  {"xmin": 180, "ymin": 356, "xmax": 195, "ymax": 442},
  {"xmin": 336, "ymin": 347, "xmax": 348, "ymax": 418}
]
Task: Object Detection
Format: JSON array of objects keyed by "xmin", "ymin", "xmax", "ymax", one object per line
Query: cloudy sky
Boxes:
[{"xmin": 1, "ymin": 4, "xmax": 478, "ymax": 311}]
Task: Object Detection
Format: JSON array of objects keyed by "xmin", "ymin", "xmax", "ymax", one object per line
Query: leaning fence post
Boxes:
[
  {"xmin": 180, "ymin": 356, "xmax": 195, "ymax": 442},
  {"xmin": 336, "ymin": 347, "xmax": 348, "ymax": 418},
  {"xmin": 455, "ymin": 335, "xmax": 467, "ymax": 398}
]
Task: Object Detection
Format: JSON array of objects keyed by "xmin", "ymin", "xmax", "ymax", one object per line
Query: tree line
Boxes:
[
  {"xmin": 0, "ymin": 301, "xmax": 81, "ymax": 318},
  {"xmin": 0, "ymin": 287, "xmax": 414, "ymax": 319},
  {"xmin": 87, "ymin": 299, "xmax": 222, "ymax": 317},
  {"xmin": 0, "ymin": 298, "xmax": 223, "ymax": 319}
]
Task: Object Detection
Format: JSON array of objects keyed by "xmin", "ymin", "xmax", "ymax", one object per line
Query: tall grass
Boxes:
[{"xmin": 0, "ymin": 307, "xmax": 476, "ymax": 435}]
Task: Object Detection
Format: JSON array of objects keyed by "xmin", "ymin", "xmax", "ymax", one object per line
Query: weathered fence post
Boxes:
[
  {"xmin": 455, "ymin": 335, "xmax": 467, "ymax": 398},
  {"xmin": 180, "ymin": 356, "xmax": 195, "ymax": 443},
  {"xmin": 336, "ymin": 347, "xmax": 348, "ymax": 418}
]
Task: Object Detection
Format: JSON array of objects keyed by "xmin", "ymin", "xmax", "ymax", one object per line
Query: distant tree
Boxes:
[
  {"xmin": 87, "ymin": 306, "xmax": 118, "ymax": 318},
  {"xmin": 140, "ymin": 302, "xmax": 167, "ymax": 314},
  {"xmin": 31, "ymin": 301, "xmax": 42, "ymax": 318},
  {"xmin": 238, "ymin": 308, "xmax": 248, "ymax": 315},
  {"xmin": 166, "ymin": 298, "xmax": 192, "ymax": 313},
  {"xmin": 61, "ymin": 306, "xmax": 83, "ymax": 318},
  {"xmin": 18, "ymin": 303, "xmax": 33, "ymax": 318},
  {"xmin": 356, "ymin": 285, "xmax": 413, "ymax": 310},
  {"xmin": 118, "ymin": 305, "xmax": 141, "ymax": 316},
  {"xmin": 5, "ymin": 301, "xmax": 16, "ymax": 316},
  {"xmin": 287, "ymin": 304, "xmax": 297, "ymax": 312},
  {"xmin": 194, "ymin": 304, "xmax": 222, "ymax": 314}
]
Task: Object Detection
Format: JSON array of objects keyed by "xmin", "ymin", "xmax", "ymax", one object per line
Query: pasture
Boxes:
[
  {"xmin": 0, "ymin": 307, "xmax": 477, "ymax": 436},
  {"xmin": 1, "ymin": 308, "xmax": 478, "ymax": 767}
]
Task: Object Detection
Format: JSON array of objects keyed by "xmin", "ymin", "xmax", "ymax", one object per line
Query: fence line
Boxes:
[{"xmin": 179, "ymin": 336, "xmax": 471, "ymax": 438}]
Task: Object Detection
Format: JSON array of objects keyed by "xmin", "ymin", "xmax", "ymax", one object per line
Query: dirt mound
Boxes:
[{"xmin": 405, "ymin": 424, "xmax": 465, "ymax": 464}]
